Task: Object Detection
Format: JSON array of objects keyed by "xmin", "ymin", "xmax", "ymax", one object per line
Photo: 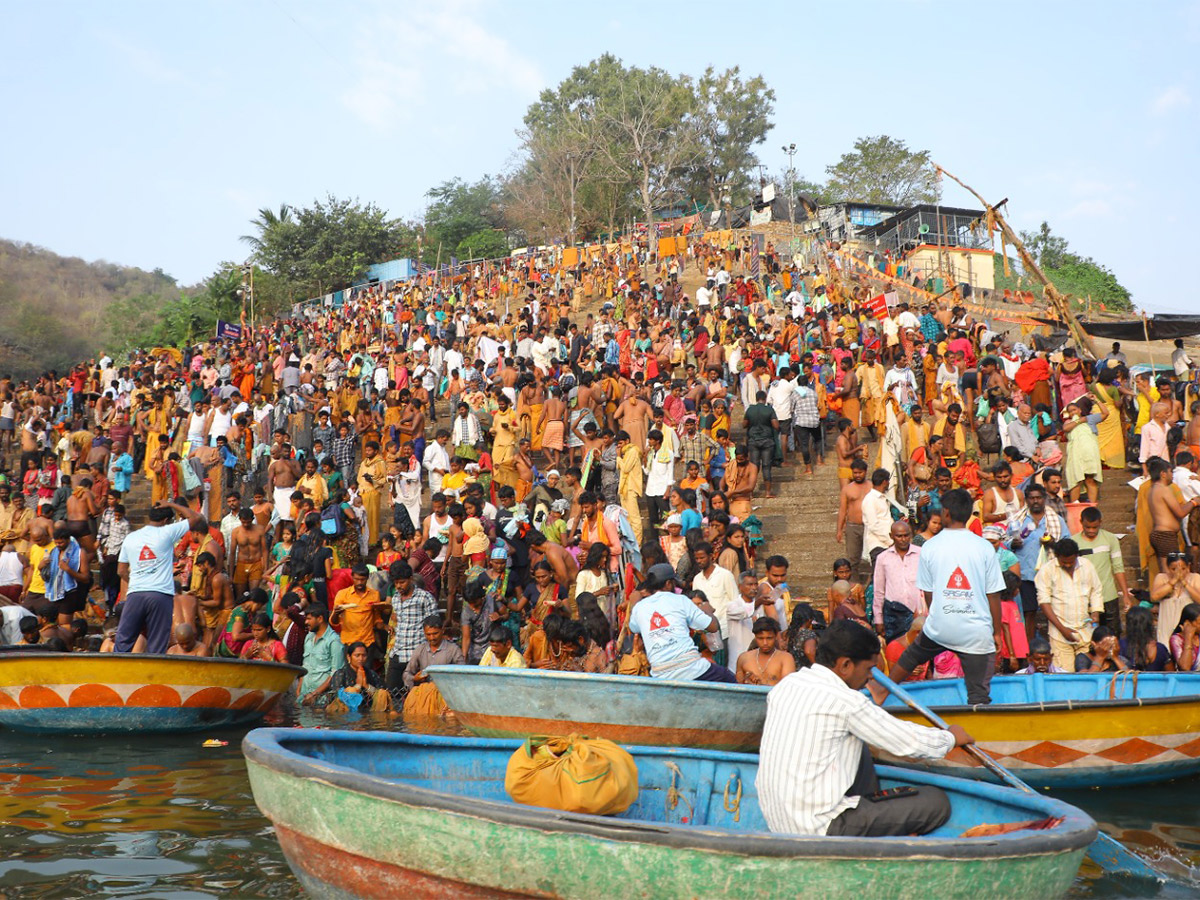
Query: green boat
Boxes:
[{"xmin": 243, "ymin": 729, "xmax": 1097, "ymax": 899}]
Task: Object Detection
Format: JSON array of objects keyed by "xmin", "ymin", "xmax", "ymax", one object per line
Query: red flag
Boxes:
[{"xmin": 863, "ymin": 294, "xmax": 888, "ymax": 320}]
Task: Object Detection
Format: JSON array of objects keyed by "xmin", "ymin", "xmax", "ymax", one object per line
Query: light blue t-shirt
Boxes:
[
  {"xmin": 628, "ymin": 590, "xmax": 713, "ymax": 680},
  {"xmin": 679, "ymin": 508, "xmax": 703, "ymax": 535},
  {"xmin": 917, "ymin": 528, "xmax": 1006, "ymax": 654},
  {"xmin": 118, "ymin": 520, "xmax": 190, "ymax": 596}
]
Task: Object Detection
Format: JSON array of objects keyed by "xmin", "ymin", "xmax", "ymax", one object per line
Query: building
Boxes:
[
  {"xmin": 815, "ymin": 202, "xmax": 905, "ymax": 244},
  {"xmin": 855, "ymin": 204, "xmax": 995, "ymax": 292}
]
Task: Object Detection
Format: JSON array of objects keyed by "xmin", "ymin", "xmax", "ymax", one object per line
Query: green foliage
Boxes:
[
  {"xmin": 424, "ymin": 178, "xmax": 505, "ymax": 261},
  {"xmin": 456, "ymin": 229, "xmax": 508, "ymax": 262},
  {"xmin": 823, "ymin": 135, "xmax": 940, "ymax": 206},
  {"xmin": 246, "ymin": 195, "xmax": 403, "ymax": 298},
  {"xmin": 688, "ymin": 66, "xmax": 776, "ymax": 209},
  {"xmin": 994, "ymin": 221, "xmax": 1132, "ymax": 312}
]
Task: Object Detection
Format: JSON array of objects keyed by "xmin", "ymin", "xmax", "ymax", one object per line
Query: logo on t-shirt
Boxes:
[
  {"xmin": 947, "ymin": 566, "xmax": 971, "ymax": 591},
  {"xmin": 138, "ymin": 545, "xmax": 157, "ymax": 562},
  {"xmin": 648, "ymin": 612, "xmax": 670, "ymax": 631}
]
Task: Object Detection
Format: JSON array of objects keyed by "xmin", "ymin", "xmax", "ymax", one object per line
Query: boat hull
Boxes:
[
  {"xmin": 244, "ymin": 729, "xmax": 1095, "ymax": 900},
  {"xmin": 428, "ymin": 665, "xmax": 768, "ymax": 752},
  {"xmin": 430, "ymin": 666, "xmax": 1200, "ymax": 787},
  {"xmin": 0, "ymin": 652, "xmax": 304, "ymax": 734}
]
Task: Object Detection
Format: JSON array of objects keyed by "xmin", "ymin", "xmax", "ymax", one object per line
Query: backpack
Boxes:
[
  {"xmin": 320, "ymin": 502, "xmax": 345, "ymax": 537},
  {"xmin": 976, "ymin": 421, "xmax": 1001, "ymax": 454}
]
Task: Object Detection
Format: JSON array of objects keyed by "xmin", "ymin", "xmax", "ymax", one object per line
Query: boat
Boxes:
[
  {"xmin": 880, "ymin": 671, "xmax": 1200, "ymax": 788},
  {"xmin": 428, "ymin": 664, "xmax": 769, "ymax": 752},
  {"xmin": 243, "ymin": 728, "xmax": 1097, "ymax": 900},
  {"xmin": 0, "ymin": 649, "xmax": 304, "ymax": 734},
  {"xmin": 429, "ymin": 666, "xmax": 1200, "ymax": 787}
]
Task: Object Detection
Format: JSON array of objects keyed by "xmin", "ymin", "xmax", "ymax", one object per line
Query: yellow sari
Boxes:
[{"xmin": 1091, "ymin": 383, "xmax": 1125, "ymax": 469}]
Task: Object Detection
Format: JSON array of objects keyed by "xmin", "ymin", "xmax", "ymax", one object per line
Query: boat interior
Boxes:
[
  {"xmin": 879, "ymin": 672, "xmax": 1198, "ymax": 708},
  {"xmin": 261, "ymin": 731, "xmax": 1088, "ymax": 841}
]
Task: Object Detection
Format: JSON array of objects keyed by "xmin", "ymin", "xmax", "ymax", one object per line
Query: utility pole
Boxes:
[
  {"xmin": 782, "ymin": 142, "xmax": 797, "ymax": 254},
  {"xmin": 936, "ymin": 164, "xmax": 1098, "ymax": 360},
  {"xmin": 567, "ymin": 152, "xmax": 577, "ymax": 245}
]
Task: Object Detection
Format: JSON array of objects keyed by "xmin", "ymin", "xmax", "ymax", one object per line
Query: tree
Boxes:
[
  {"xmin": 1019, "ymin": 221, "xmax": 1071, "ymax": 270},
  {"xmin": 687, "ymin": 66, "xmax": 776, "ymax": 211},
  {"xmin": 423, "ymin": 178, "xmax": 505, "ymax": 260},
  {"xmin": 824, "ymin": 135, "xmax": 941, "ymax": 206},
  {"xmin": 240, "ymin": 204, "xmax": 292, "ymax": 254},
  {"xmin": 456, "ymin": 229, "xmax": 509, "ymax": 261},
  {"xmin": 247, "ymin": 195, "xmax": 401, "ymax": 298},
  {"xmin": 996, "ymin": 221, "xmax": 1132, "ymax": 312}
]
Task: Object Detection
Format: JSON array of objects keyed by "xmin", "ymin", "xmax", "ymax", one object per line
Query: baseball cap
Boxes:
[{"xmin": 639, "ymin": 563, "xmax": 679, "ymax": 591}]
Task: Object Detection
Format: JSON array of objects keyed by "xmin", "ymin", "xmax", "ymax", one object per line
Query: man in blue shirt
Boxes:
[
  {"xmin": 116, "ymin": 500, "xmax": 206, "ymax": 653},
  {"xmin": 1003, "ymin": 482, "xmax": 1066, "ymax": 647}
]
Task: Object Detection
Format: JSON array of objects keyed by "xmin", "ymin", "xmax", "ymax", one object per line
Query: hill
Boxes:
[{"xmin": 0, "ymin": 239, "xmax": 185, "ymax": 379}]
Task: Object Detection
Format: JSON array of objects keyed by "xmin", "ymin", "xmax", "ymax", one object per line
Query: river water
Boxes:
[{"xmin": 1, "ymin": 707, "xmax": 1198, "ymax": 898}]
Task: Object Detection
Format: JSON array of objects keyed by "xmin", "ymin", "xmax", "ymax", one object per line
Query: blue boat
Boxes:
[
  {"xmin": 431, "ymin": 666, "xmax": 1200, "ymax": 788},
  {"xmin": 243, "ymin": 728, "xmax": 1097, "ymax": 899}
]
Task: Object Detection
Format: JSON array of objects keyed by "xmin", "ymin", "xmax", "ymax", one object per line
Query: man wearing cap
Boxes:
[
  {"xmin": 628, "ymin": 563, "xmax": 734, "ymax": 683},
  {"xmin": 116, "ymin": 500, "xmax": 206, "ymax": 654}
]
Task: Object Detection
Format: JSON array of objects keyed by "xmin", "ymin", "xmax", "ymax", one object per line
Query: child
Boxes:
[
  {"xmin": 376, "ymin": 533, "xmax": 402, "ymax": 571},
  {"xmin": 658, "ymin": 513, "xmax": 687, "ymax": 570},
  {"xmin": 735, "ymin": 617, "xmax": 796, "ymax": 686}
]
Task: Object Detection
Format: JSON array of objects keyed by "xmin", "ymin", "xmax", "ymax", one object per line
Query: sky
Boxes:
[{"xmin": 2, "ymin": 0, "xmax": 1198, "ymax": 312}]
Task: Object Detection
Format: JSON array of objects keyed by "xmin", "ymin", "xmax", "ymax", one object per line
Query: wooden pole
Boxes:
[
  {"xmin": 935, "ymin": 165, "xmax": 1098, "ymax": 360},
  {"xmin": 1142, "ymin": 312, "xmax": 1156, "ymax": 371}
]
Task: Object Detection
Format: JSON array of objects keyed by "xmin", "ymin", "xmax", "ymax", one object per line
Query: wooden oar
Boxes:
[{"xmin": 871, "ymin": 668, "xmax": 1165, "ymax": 883}]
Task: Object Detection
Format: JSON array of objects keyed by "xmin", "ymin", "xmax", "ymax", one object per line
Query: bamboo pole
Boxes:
[{"xmin": 935, "ymin": 165, "xmax": 1098, "ymax": 360}]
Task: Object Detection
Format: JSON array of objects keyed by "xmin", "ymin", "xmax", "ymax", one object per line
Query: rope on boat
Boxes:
[
  {"xmin": 723, "ymin": 772, "xmax": 743, "ymax": 823},
  {"xmin": 1109, "ymin": 669, "xmax": 1139, "ymax": 701},
  {"xmin": 663, "ymin": 762, "xmax": 694, "ymax": 821}
]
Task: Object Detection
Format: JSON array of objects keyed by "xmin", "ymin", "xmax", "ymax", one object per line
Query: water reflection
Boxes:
[{"xmin": 0, "ymin": 705, "xmax": 419, "ymax": 898}]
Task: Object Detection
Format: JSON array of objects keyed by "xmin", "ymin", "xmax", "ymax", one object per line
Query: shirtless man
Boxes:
[
  {"xmin": 64, "ymin": 477, "xmax": 99, "ymax": 554},
  {"xmin": 250, "ymin": 488, "xmax": 274, "ymax": 529},
  {"xmin": 981, "ymin": 462, "xmax": 1024, "ymax": 527},
  {"xmin": 442, "ymin": 503, "xmax": 467, "ymax": 626},
  {"xmin": 1187, "ymin": 400, "xmax": 1200, "ymax": 459},
  {"xmin": 514, "ymin": 438, "xmax": 535, "ymax": 500},
  {"xmin": 230, "ymin": 508, "xmax": 268, "ymax": 595},
  {"xmin": 835, "ymin": 459, "xmax": 871, "ymax": 582},
  {"xmin": 835, "ymin": 417, "xmax": 861, "ymax": 487},
  {"xmin": 736, "ymin": 617, "xmax": 796, "ymax": 686},
  {"xmin": 266, "ymin": 444, "xmax": 301, "ymax": 538},
  {"xmin": 614, "ymin": 391, "xmax": 653, "ymax": 454},
  {"xmin": 167, "ymin": 622, "xmax": 209, "ymax": 656},
  {"xmin": 538, "ymin": 388, "xmax": 568, "ymax": 471},
  {"xmin": 1148, "ymin": 457, "xmax": 1200, "ymax": 573},
  {"xmin": 192, "ymin": 550, "xmax": 234, "ymax": 653},
  {"xmin": 528, "ymin": 531, "xmax": 579, "ymax": 594}
]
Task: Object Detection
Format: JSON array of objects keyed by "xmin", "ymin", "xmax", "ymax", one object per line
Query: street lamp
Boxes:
[{"xmin": 782, "ymin": 143, "xmax": 797, "ymax": 253}]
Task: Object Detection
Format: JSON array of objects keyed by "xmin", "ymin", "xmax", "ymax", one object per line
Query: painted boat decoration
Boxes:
[
  {"xmin": 244, "ymin": 728, "xmax": 1097, "ymax": 900},
  {"xmin": 428, "ymin": 664, "xmax": 769, "ymax": 752},
  {"xmin": 0, "ymin": 650, "xmax": 304, "ymax": 734},
  {"xmin": 429, "ymin": 666, "xmax": 1200, "ymax": 788},
  {"xmin": 880, "ymin": 672, "xmax": 1200, "ymax": 788}
]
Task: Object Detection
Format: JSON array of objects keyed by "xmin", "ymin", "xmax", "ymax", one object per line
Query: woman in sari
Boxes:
[
  {"xmin": 325, "ymin": 641, "xmax": 391, "ymax": 712},
  {"xmin": 1062, "ymin": 397, "xmax": 1106, "ymax": 503},
  {"xmin": 1090, "ymin": 367, "xmax": 1126, "ymax": 470},
  {"xmin": 518, "ymin": 561, "xmax": 563, "ymax": 654}
]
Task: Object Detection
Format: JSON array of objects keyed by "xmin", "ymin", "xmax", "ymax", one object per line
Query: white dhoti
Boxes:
[{"xmin": 273, "ymin": 486, "xmax": 295, "ymax": 521}]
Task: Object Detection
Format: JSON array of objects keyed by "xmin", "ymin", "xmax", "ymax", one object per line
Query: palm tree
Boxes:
[{"xmin": 240, "ymin": 204, "xmax": 293, "ymax": 255}]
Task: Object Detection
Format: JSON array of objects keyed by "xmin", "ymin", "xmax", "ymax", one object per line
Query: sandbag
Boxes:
[
  {"xmin": 505, "ymin": 734, "xmax": 638, "ymax": 816},
  {"xmin": 403, "ymin": 682, "xmax": 447, "ymax": 718}
]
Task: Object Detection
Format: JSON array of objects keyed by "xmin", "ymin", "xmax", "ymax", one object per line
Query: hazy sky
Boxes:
[{"xmin": 3, "ymin": 1, "xmax": 1197, "ymax": 311}]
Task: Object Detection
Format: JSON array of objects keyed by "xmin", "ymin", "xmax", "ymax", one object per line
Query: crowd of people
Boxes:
[{"xmin": 1, "ymin": 228, "xmax": 1199, "ymax": 719}]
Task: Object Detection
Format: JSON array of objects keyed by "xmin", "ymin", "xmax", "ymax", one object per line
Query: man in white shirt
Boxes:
[
  {"xmin": 1173, "ymin": 339, "xmax": 1195, "ymax": 378},
  {"xmin": 643, "ymin": 429, "xmax": 675, "ymax": 528},
  {"xmin": 1036, "ymin": 538, "xmax": 1104, "ymax": 672},
  {"xmin": 627, "ymin": 563, "xmax": 731, "ymax": 682},
  {"xmin": 757, "ymin": 620, "xmax": 971, "ymax": 836},
  {"xmin": 861, "ymin": 468, "xmax": 894, "ymax": 565},
  {"xmin": 442, "ymin": 342, "xmax": 464, "ymax": 380},
  {"xmin": 888, "ymin": 488, "xmax": 1005, "ymax": 704},
  {"xmin": 422, "ymin": 429, "xmax": 451, "ymax": 493},
  {"xmin": 690, "ymin": 542, "xmax": 743, "ymax": 659},
  {"xmin": 766, "ymin": 368, "xmax": 798, "ymax": 463}
]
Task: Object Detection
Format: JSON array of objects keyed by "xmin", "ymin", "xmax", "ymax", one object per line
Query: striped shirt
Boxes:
[{"xmin": 757, "ymin": 664, "xmax": 956, "ymax": 836}]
